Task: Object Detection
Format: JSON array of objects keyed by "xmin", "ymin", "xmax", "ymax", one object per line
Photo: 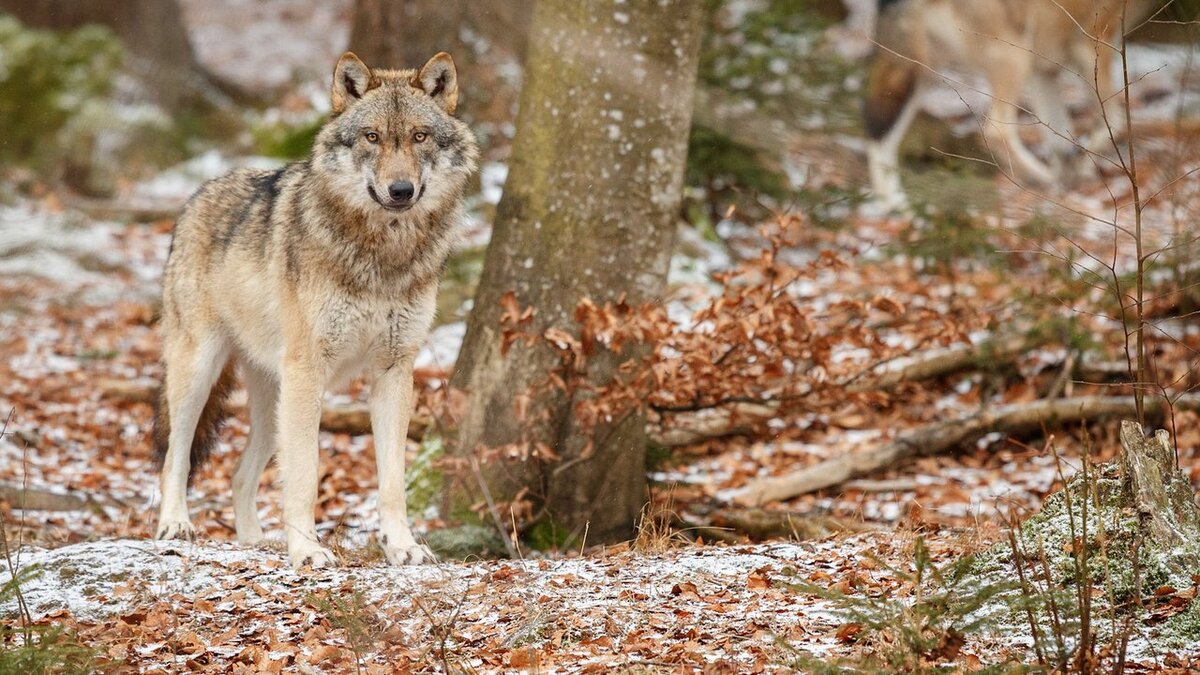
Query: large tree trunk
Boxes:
[
  {"xmin": 448, "ymin": 0, "xmax": 703, "ymax": 547},
  {"xmin": 0, "ymin": 0, "xmax": 244, "ymax": 108}
]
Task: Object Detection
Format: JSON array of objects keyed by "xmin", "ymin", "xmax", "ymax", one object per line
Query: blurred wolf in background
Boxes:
[
  {"xmin": 863, "ymin": 0, "xmax": 1165, "ymax": 211},
  {"xmin": 152, "ymin": 51, "xmax": 479, "ymax": 568}
]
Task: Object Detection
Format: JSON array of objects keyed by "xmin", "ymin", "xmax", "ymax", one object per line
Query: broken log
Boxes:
[
  {"xmin": 65, "ymin": 197, "xmax": 181, "ymax": 223},
  {"xmin": 734, "ymin": 395, "xmax": 1200, "ymax": 506}
]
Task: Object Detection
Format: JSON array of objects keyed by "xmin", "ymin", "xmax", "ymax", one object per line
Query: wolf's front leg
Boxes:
[
  {"xmin": 371, "ymin": 355, "xmax": 435, "ymax": 565},
  {"xmin": 277, "ymin": 354, "xmax": 336, "ymax": 568}
]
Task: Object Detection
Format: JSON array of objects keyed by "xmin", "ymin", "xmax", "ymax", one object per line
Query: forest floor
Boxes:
[
  {"xmin": 5, "ymin": 2, "xmax": 1200, "ymax": 673},
  {"xmin": 5, "ymin": 141, "xmax": 1200, "ymax": 670}
]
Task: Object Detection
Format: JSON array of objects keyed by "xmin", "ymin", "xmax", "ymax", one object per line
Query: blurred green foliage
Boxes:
[
  {"xmin": 686, "ymin": 0, "xmax": 860, "ymax": 224},
  {"xmin": 888, "ymin": 206, "xmax": 1003, "ymax": 275},
  {"xmin": 698, "ymin": 0, "xmax": 853, "ymax": 122},
  {"xmin": 252, "ymin": 114, "xmax": 324, "ymax": 159},
  {"xmin": 686, "ymin": 124, "xmax": 790, "ymax": 215},
  {"xmin": 0, "ymin": 16, "xmax": 122, "ymax": 169}
]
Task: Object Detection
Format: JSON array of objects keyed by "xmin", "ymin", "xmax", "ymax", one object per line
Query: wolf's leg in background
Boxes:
[
  {"xmin": 981, "ymin": 50, "xmax": 1057, "ymax": 188},
  {"xmin": 232, "ymin": 363, "xmax": 278, "ymax": 544},
  {"xmin": 1029, "ymin": 69, "xmax": 1074, "ymax": 156},
  {"xmin": 866, "ymin": 90, "xmax": 922, "ymax": 212},
  {"xmin": 1028, "ymin": 69, "xmax": 1077, "ymax": 183},
  {"xmin": 370, "ymin": 353, "xmax": 435, "ymax": 565},
  {"xmin": 863, "ymin": 45, "xmax": 921, "ymax": 212},
  {"xmin": 156, "ymin": 333, "xmax": 230, "ymax": 540},
  {"xmin": 276, "ymin": 352, "xmax": 336, "ymax": 568}
]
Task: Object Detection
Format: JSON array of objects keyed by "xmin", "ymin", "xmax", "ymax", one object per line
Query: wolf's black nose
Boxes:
[{"xmin": 388, "ymin": 181, "xmax": 416, "ymax": 202}]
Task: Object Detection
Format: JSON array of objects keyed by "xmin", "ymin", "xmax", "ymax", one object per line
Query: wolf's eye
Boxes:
[
  {"xmin": 412, "ymin": 131, "xmax": 428, "ymax": 143},
  {"xmin": 365, "ymin": 131, "xmax": 380, "ymax": 144}
]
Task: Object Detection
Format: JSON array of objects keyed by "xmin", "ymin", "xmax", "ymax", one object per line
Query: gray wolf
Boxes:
[
  {"xmin": 152, "ymin": 51, "xmax": 479, "ymax": 568},
  {"xmin": 864, "ymin": 0, "xmax": 1161, "ymax": 211}
]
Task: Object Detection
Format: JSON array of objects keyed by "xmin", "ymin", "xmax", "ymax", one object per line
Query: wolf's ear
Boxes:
[
  {"xmin": 331, "ymin": 52, "xmax": 376, "ymax": 115},
  {"xmin": 413, "ymin": 52, "xmax": 459, "ymax": 114}
]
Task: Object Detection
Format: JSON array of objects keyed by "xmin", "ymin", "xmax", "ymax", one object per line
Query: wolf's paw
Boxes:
[
  {"xmin": 381, "ymin": 540, "xmax": 436, "ymax": 566},
  {"xmin": 289, "ymin": 544, "xmax": 338, "ymax": 570},
  {"xmin": 155, "ymin": 520, "xmax": 196, "ymax": 541}
]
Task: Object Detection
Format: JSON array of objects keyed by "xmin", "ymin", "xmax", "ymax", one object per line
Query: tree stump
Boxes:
[
  {"xmin": 1120, "ymin": 420, "xmax": 1200, "ymax": 574},
  {"xmin": 967, "ymin": 420, "xmax": 1200, "ymax": 654}
]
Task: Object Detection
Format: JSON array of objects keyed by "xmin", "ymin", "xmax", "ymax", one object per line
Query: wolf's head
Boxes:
[{"xmin": 313, "ymin": 52, "xmax": 479, "ymax": 219}]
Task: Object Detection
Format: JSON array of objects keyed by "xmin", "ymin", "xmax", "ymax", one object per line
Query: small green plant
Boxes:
[
  {"xmin": 889, "ymin": 206, "xmax": 1004, "ymax": 277},
  {"xmin": 788, "ymin": 537, "xmax": 1023, "ymax": 673},
  {"xmin": 307, "ymin": 583, "xmax": 386, "ymax": 674},
  {"xmin": 685, "ymin": 123, "xmax": 792, "ymax": 224},
  {"xmin": 1, "ymin": 531, "xmax": 102, "ymax": 674}
]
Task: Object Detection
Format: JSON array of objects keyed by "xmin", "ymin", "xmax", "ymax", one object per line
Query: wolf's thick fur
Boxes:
[
  {"xmin": 864, "ymin": 0, "xmax": 1162, "ymax": 211},
  {"xmin": 153, "ymin": 51, "xmax": 479, "ymax": 568}
]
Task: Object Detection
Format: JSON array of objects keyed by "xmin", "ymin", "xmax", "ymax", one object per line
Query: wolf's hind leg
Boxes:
[
  {"xmin": 1029, "ymin": 70, "xmax": 1074, "ymax": 158},
  {"xmin": 864, "ymin": 49, "xmax": 922, "ymax": 213},
  {"xmin": 233, "ymin": 363, "xmax": 278, "ymax": 544},
  {"xmin": 156, "ymin": 332, "xmax": 230, "ymax": 540},
  {"xmin": 866, "ymin": 89, "xmax": 921, "ymax": 213},
  {"xmin": 982, "ymin": 52, "xmax": 1056, "ymax": 188},
  {"xmin": 371, "ymin": 354, "xmax": 434, "ymax": 565}
]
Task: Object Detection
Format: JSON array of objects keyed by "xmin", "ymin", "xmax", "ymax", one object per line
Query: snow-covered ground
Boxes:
[{"xmin": 0, "ymin": 537, "xmax": 872, "ymax": 670}]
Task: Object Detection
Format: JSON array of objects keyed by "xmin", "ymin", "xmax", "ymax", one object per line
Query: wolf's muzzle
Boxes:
[{"xmin": 368, "ymin": 184, "xmax": 416, "ymax": 212}]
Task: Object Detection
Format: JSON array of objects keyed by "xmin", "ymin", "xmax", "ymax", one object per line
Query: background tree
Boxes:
[
  {"xmin": 348, "ymin": 0, "xmax": 534, "ymax": 145},
  {"xmin": 448, "ymin": 0, "xmax": 703, "ymax": 546},
  {"xmin": 349, "ymin": 0, "xmax": 532, "ymax": 69}
]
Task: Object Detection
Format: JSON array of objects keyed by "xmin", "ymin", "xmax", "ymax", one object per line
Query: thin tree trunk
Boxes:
[{"xmin": 448, "ymin": 0, "xmax": 703, "ymax": 547}]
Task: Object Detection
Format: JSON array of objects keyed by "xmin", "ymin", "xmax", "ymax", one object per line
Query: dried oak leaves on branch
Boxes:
[{"xmin": 478, "ymin": 219, "xmax": 978, "ymax": 476}]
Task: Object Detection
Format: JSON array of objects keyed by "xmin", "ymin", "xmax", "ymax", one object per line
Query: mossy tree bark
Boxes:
[{"xmin": 448, "ymin": 0, "xmax": 702, "ymax": 547}]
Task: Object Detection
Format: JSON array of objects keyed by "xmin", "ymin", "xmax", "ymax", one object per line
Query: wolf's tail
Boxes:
[
  {"xmin": 863, "ymin": 49, "xmax": 918, "ymax": 141},
  {"xmin": 153, "ymin": 361, "xmax": 236, "ymax": 485}
]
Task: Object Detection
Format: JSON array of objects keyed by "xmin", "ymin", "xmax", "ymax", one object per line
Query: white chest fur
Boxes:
[{"xmin": 315, "ymin": 287, "xmax": 437, "ymax": 385}]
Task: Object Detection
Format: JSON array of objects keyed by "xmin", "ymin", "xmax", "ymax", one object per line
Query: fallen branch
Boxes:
[
  {"xmin": 0, "ymin": 484, "xmax": 88, "ymax": 512},
  {"xmin": 64, "ymin": 197, "xmax": 182, "ymax": 223},
  {"xmin": 650, "ymin": 403, "xmax": 775, "ymax": 447},
  {"xmin": 98, "ymin": 379, "xmax": 432, "ymax": 438},
  {"xmin": 845, "ymin": 329, "xmax": 1050, "ymax": 392},
  {"xmin": 654, "ymin": 330, "xmax": 1052, "ymax": 446},
  {"xmin": 734, "ymin": 395, "xmax": 1200, "ymax": 506},
  {"xmin": 683, "ymin": 505, "xmax": 879, "ymax": 541}
]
